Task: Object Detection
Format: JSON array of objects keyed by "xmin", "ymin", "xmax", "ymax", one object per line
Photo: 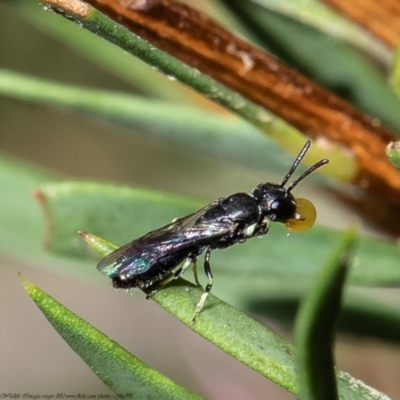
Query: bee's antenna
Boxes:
[
  {"xmin": 280, "ymin": 140, "xmax": 329, "ymax": 192},
  {"xmin": 287, "ymin": 159, "xmax": 329, "ymax": 192},
  {"xmin": 280, "ymin": 140, "xmax": 311, "ymax": 187}
]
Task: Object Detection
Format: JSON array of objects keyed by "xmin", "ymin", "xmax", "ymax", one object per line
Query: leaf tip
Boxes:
[
  {"xmin": 18, "ymin": 273, "xmax": 36, "ymax": 294},
  {"xmin": 78, "ymin": 231, "xmax": 119, "ymax": 257},
  {"xmin": 78, "ymin": 230, "xmax": 88, "ymax": 239}
]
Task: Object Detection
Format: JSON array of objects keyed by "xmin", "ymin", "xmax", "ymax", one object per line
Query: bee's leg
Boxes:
[
  {"xmin": 173, "ymin": 256, "xmax": 192, "ymax": 278},
  {"xmin": 146, "ymin": 257, "xmax": 192, "ymax": 299},
  {"xmin": 252, "ymin": 219, "xmax": 269, "ymax": 237},
  {"xmin": 191, "ymin": 248, "xmax": 213, "ymax": 325},
  {"xmin": 145, "ymin": 274, "xmax": 174, "ymax": 299},
  {"xmin": 173, "ymin": 255, "xmax": 201, "ymax": 287},
  {"xmin": 191, "ymin": 256, "xmax": 201, "ymax": 287}
]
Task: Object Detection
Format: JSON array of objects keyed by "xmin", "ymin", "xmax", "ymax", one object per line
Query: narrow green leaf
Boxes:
[
  {"xmin": 36, "ymin": 181, "xmax": 400, "ymax": 287},
  {"xmin": 294, "ymin": 227, "xmax": 357, "ymax": 400},
  {"xmin": 155, "ymin": 281, "xmax": 299, "ymax": 392},
  {"xmin": 80, "ymin": 232, "xmax": 391, "ymax": 399},
  {"xmin": 386, "ymin": 141, "xmax": 400, "ymax": 170},
  {"xmin": 0, "ymin": 68, "xmax": 299, "ymax": 177},
  {"xmin": 76, "ymin": 232, "xmax": 400, "ymax": 350},
  {"xmin": 80, "ymin": 232, "xmax": 400, "ymax": 347},
  {"xmin": 20, "ymin": 274, "xmax": 203, "ymax": 399}
]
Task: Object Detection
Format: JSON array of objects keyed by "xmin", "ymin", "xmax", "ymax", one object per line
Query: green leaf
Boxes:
[
  {"xmin": 20, "ymin": 274, "xmax": 203, "ymax": 399},
  {"xmin": 78, "ymin": 232, "xmax": 391, "ymax": 399},
  {"xmin": 0, "ymin": 68, "xmax": 299, "ymax": 177},
  {"xmin": 36, "ymin": 181, "xmax": 400, "ymax": 287},
  {"xmin": 294, "ymin": 227, "xmax": 357, "ymax": 400},
  {"xmin": 78, "ymin": 232, "xmax": 400, "ymax": 348}
]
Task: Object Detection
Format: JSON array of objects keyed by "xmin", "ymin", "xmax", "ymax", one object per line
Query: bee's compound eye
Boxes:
[{"xmin": 285, "ymin": 198, "xmax": 316, "ymax": 232}]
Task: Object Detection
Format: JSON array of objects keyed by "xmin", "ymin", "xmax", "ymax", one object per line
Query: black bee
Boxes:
[{"xmin": 97, "ymin": 141, "xmax": 328, "ymax": 323}]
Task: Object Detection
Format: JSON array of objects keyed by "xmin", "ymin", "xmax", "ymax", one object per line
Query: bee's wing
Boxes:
[{"xmin": 97, "ymin": 202, "xmax": 232, "ymax": 279}]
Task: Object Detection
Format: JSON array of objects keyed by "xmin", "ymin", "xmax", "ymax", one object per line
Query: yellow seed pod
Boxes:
[{"xmin": 285, "ymin": 198, "xmax": 316, "ymax": 232}]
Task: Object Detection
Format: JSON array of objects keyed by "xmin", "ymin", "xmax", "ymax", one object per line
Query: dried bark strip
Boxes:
[
  {"xmin": 59, "ymin": 0, "xmax": 400, "ymax": 204},
  {"xmin": 44, "ymin": 0, "xmax": 90, "ymax": 16},
  {"xmin": 323, "ymin": 0, "xmax": 400, "ymax": 49}
]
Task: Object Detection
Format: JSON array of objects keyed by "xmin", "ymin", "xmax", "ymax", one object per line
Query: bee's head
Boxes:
[
  {"xmin": 252, "ymin": 141, "xmax": 329, "ymax": 231},
  {"xmin": 252, "ymin": 182, "xmax": 296, "ymax": 223}
]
